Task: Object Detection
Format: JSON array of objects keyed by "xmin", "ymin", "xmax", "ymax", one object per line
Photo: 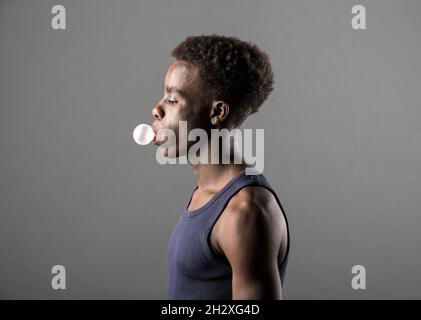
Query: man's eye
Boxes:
[{"xmin": 168, "ymin": 100, "xmax": 178, "ymax": 105}]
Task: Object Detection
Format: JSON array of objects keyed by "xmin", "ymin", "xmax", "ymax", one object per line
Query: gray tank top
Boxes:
[{"xmin": 167, "ymin": 171, "xmax": 290, "ymax": 299}]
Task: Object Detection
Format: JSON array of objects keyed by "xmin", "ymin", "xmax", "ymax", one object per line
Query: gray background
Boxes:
[{"xmin": 1, "ymin": 0, "xmax": 420, "ymax": 299}]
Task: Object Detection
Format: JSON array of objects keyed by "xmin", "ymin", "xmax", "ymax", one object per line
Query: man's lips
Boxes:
[
  {"xmin": 150, "ymin": 126, "xmax": 165, "ymax": 146},
  {"xmin": 150, "ymin": 125, "xmax": 159, "ymax": 145},
  {"xmin": 151, "ymin": 123, "xmax": 171, "ymax": 146},
  {"xmin": 153, "ymin": 138, "xmax": 162, "ymax": 146},
  {"xmin": 152, "ymin": 135, "xmax": 168, "ymax": 146},
  {"xmin": 153, "ymin": 136, "xmax": 168, "ymax": 146}
]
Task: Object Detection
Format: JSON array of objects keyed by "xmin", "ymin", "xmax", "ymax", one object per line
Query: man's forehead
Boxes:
[{"xmin": 164, "ymin": 60, "xmax": 200, "ymax": 92}]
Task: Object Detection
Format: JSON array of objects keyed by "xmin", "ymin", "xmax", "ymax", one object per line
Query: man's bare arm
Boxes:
[{"xmin": 218, "ymin": 187, "xmax": 284, "ymax": 300}]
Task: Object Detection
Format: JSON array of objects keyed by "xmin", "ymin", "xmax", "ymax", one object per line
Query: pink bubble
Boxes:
[{"xmin": 133, "ymin": 124, "xmax": 155, "ymax": 145}]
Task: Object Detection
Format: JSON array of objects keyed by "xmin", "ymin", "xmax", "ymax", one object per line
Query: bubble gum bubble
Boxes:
[{"xmin": 133, "ymin": 124, "xmax": 155, "ymax": 145}]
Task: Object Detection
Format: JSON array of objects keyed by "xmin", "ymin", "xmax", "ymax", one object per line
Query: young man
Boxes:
[{"xmin": 150, "ymin": 35, "xmax": 290, "ymax": 300}]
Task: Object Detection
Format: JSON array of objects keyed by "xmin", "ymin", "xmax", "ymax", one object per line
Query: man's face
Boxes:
[{"xmin": 151, "ymin": 60, "xmax": 211, "ymax": 157}]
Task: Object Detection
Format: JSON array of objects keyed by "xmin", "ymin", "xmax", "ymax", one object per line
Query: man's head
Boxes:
[{"xmin": 151, "ymin": 34, "xmax": 274, "ymax": 156}]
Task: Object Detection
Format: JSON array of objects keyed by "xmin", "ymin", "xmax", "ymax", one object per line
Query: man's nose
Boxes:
[{"xmin": 152, "ymin": 103, "xmax": 165, "ymax": 120}]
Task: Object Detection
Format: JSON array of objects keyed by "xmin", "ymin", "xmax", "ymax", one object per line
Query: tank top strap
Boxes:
[{"xmin": 204, "ymin": 172, "xmax": 272, "ymax": 225}]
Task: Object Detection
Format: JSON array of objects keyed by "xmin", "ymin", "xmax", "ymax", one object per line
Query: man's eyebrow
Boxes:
[{"xmin": 164, "ymin": 85, "xmax": 186, "ymax": 96}]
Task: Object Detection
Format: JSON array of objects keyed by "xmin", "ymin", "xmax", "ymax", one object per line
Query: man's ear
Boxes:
[{"xmin": 210, "ymin": 100, "xmax": 229, "ymax": 126}]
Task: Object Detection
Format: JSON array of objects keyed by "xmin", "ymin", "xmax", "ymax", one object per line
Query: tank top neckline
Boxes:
[{"xmin": 183, "ymin": 170, "xmax": 249, "ymax": 218}]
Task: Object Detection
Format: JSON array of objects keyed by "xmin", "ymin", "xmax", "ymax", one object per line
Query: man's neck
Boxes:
[
  {"xmin": 188, "ymin": 137, "xmax": 250, "ymax": 191},
  {"xmin": 190, "ymin": 163, "xmax": 248, "ymax": 192}
]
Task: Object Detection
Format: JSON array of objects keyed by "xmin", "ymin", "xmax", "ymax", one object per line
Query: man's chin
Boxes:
[
  {"xmin": 157, "ymin": 146, "xmax": 191, "ymax": 160},
  {"xmin": 157, "ymin": 145, "xmax": 177, "ymax": 158}
]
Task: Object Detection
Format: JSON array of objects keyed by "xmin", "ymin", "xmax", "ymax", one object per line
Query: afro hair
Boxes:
[{"xmin": 171, "ymin": 34, "xmax": 274, "ymax": 127}]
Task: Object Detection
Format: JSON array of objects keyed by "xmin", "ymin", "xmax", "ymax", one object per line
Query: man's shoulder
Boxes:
[
  {"xmin": 227, "ymin": 185, "xmax": 281, "ymax": 215},
  {"xmin": 219, "ymin": 185, "xmax": 283, "ymax": 230}
]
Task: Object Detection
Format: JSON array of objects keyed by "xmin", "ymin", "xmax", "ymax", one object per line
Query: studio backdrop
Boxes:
[{"xmin": 1, "ymin": 0, "xmax": 420, "ymax": 299}]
